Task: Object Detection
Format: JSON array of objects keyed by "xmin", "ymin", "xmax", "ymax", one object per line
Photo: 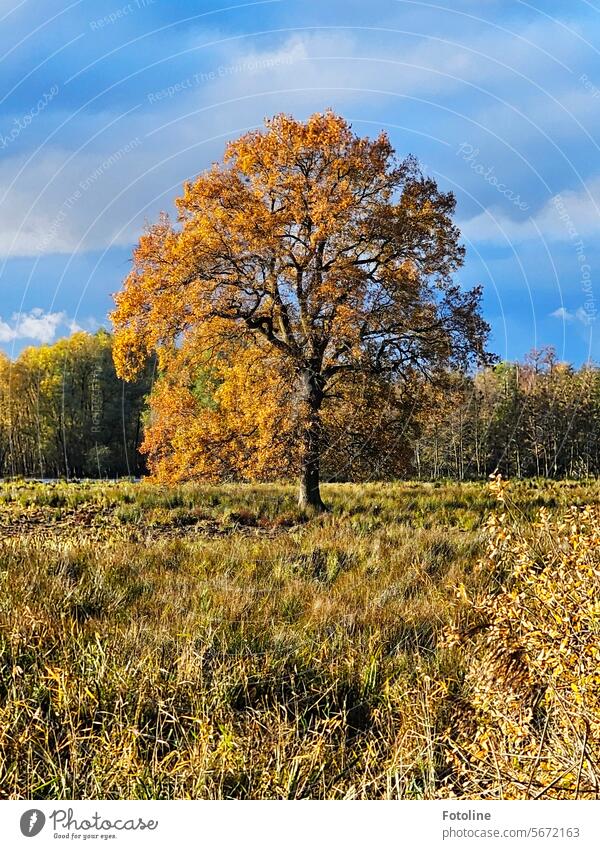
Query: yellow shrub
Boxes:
[{"xmin": 449, "ymin": 484, "xmax": 600, "ymax": 799}]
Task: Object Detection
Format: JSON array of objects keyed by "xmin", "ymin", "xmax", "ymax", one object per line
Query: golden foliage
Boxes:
[{"xmin": 142, "ymin": 342, "xmax": 296, "ymax": 483}]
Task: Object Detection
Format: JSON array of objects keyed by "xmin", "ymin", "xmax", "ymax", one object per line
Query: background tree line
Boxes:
[
  {"xmin": 1, "ymin": 332, "xmax": 599, "ymax": 482},
  {"xmin": 414, "ymin": 346, "xmax": 600, "ymax": 480},
  {"xmin": 0, "ymin": 330, "xmax": 153, "ymax": 479}
]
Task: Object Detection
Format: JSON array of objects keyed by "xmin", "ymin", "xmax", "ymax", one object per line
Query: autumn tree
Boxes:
[{"xmin": 112, "ymin": 111, "xmax": 491, "ymax": 509}]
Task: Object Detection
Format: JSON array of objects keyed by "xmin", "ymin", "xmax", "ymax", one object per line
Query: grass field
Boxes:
[{"xmin": 0, "ymin": 478, "xmax": 599, "ymax": 799}]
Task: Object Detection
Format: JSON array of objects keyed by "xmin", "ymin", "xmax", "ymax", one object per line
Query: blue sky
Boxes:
[{"xmin": 1, "ymin": 0, "xmax": 599, "ymax": 364}]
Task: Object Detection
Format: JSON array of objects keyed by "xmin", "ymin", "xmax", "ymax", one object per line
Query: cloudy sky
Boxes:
[{"xmin": 1, "ymin": 0, "xmax": 599, "ymax": 363}]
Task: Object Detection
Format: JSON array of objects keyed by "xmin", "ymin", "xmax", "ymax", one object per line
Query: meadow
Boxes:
[{"xmin": 0, "ymin": 478, "xmax": 599, "ymax": 800}]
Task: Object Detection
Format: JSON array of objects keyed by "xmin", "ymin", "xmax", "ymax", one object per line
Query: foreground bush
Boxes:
[{"xmin": 449, "ymin": 479, "xmax": 600, "ymax": 798}]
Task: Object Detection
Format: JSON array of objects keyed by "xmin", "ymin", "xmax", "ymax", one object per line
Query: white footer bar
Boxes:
[{"xmin": 0, "ymin": 799, "xmax": 597, "ymax": 848}]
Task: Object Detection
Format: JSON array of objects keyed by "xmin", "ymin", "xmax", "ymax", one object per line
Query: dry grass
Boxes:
[{"xmin": 0, "ymin": 478, "xmax": 598, "ymax": 799}]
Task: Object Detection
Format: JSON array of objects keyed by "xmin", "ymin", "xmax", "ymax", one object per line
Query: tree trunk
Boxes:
[{"xmin": 297, "ymin": 367, "xmax": 326, "ymax": 511}]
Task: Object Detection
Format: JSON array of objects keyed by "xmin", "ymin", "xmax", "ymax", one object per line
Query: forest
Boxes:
[{"xmin": 1, "ymin": 329, "xmax": 598, "ymax": 483}]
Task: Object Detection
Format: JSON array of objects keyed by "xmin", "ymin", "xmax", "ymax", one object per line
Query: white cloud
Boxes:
[
  {"xmin": 16, "ymin": 309, "xmax": 65, "ymax": 343},
  {"xmin": 67, "ymin": 318, "xmax": 85, "ymax": 334},
  {"xmin": 551, "ymin": 307, "xmax": 572, "ymax": 320},
  {"xmin": 212, "ymin": 18, "xmax": 591, "ymax": 109},
  {"xmin": 0, "ymin": 309, "xmax": 92, "ymax": 344},
  {"xmin": 0, "ymin": 142, "xmax": 148, "ymax": 258},
  {"xmin": 460, "ymin": 177, "xmax": 600, "ymax": 245},
  {"xmin": 0, "ymin": 318, "xmax": 15, "ymax": 343},
  {"xmin": 550, "ymin": 306, "xmax": 592, "ymax": 325}
]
